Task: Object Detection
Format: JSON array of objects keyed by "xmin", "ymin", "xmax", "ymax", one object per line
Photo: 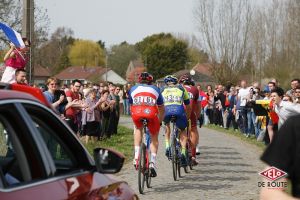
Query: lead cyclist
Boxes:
[{"xmin": 128, "ymin": 72, "xmax": 165, "ymax": 177}]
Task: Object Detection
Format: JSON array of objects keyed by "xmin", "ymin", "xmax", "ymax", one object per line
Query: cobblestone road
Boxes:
[{"xmin": 118, "ymin": 117, "xmax": 265, "ymax": 200}]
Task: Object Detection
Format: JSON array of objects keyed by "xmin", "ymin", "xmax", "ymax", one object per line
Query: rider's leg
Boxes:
[
  {"xmin": 165, "ymin": 124, "xmax": 171, "ymax": 157},
  {"xmin": 150, "ymin": 131, "xmax": 159, "ymax": 177},
  {"xmin": 190, "ymin": 126, "xmax": 199, "ymax": 156},
  {"xmin": 134, "ymin": 127, "xmax": 142, "ymax": 160},
  {"xmin": 165, "ymin": 124, "xmax": 170, "ymax": 148},
  {"xmin": 150, "ymin": 132, "xmax": 159, "ymax": 160},
  {"xmin": 179, "ymin": 129, "xmax": 188, "ymax": 155}
]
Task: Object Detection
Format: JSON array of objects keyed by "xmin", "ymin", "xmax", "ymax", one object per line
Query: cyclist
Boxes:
[
  {"xmin": 129, "ymin": 72, "xmax": 165, "ymax": 177},
  {"xmin": 179, "ymin": 74, "xmax": 201, "ymax": 166},
  {"xmin": 161, "ymin": 75, "xmax": 191, "ymax": 167}
]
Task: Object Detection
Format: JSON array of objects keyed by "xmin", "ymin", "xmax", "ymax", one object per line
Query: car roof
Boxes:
[
  {"xmin": 0, "ymin": 90, "xmax": 40, "ymax": 102},
  {"xmin": 0, "ymin": 82, "xmax": 51, "ymax": 108}
]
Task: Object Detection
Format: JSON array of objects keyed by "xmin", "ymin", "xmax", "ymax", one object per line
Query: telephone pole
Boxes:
[{"xmin": 22, "ymin": 0, "xmax": 34, "ymax": 84}]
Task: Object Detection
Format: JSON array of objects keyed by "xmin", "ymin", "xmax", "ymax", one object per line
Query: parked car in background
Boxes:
[{"xmin": 0, "ymin": 84, "xmax": 138, "ymax": 200}]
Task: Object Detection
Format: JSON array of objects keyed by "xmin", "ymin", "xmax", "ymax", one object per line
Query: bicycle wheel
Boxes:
[
  {"xmin": 177, "ymin": 145, "xmax": 181, "ymax": 178},
  {"xmin": 138, "ymin": 143, "xmax": 146, "ymax": 194},
  {"xmin": 146, "ymin": 149, "xmax": 152, "ymax": 188},
  {"xmin": 171, "ymin": 133, "xmax": 178, "ymax": 181}
]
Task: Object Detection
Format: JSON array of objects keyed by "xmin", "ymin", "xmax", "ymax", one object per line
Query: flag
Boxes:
[{"xmin": 0, "ymin": 22, "xmax": 25, "ymax": 48}]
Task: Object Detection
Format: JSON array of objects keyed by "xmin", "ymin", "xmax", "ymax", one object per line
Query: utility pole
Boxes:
[{"xmin": 22, "ymin": 0, "xmax": 34, "ymax": 84}]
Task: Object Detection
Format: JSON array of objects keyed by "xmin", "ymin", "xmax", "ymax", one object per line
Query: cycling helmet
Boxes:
[
  {"xmin": 164, "ymin": 75, "xmax": 178, "ymax": 85},
  {"xmin": 138, "ymin": 72, "xmax": 154, "ymax": 84},
  {"xmin": 179, "ymin": 74, "xmax": 192, "ymax": 85}
]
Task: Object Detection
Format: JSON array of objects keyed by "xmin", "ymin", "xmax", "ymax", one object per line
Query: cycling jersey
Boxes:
[
  {"xmin": 183, "ymin": 85, "xmax": 200, "ymax": 127},
  {"xmin": 129, "ymin": 84, "xmax": 163, "ymax": 134},
  {"xmin": 161, "ymin": 85, "xmax": 190, "ymax": 130}
]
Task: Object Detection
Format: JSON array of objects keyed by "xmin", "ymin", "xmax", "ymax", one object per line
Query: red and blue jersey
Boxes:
[
  {"xmin": 129, "ymin": 84, "xmax": 164, "ymax": 107},
  {"xmin": 129, "ymin": 84, "xmax": 164, "ymax": 134}
]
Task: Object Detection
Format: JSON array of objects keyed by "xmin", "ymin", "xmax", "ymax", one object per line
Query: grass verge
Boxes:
[
  {"xmin": 204, "ymin": 124, "xmax": 266, "ymax": 150},
  {"xmin": 83, "ymin": 125, "xmax": 133, "ymax": 163}
]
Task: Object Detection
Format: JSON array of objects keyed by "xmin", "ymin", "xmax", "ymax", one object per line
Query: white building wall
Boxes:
[{"xmin": 101, "ymin": 70, "xmax": 127, "ymax": 85}]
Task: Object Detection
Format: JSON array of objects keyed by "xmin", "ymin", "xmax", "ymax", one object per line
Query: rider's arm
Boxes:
[
  {"xmin": 182, "ymin": 87, "xmax": 191, "ymax": 119},
  {"xmin": 157, "ymin": 90, "xmax": 165, "ymax": 123},
  {"xmin": 158, "ymin": 105, "xmax": 165, "ymax": 123}
]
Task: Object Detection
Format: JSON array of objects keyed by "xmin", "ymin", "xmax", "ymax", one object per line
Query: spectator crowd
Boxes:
[
  {"xmin": 42, "ymin": 78, "xmax": 132, "ymax": 144},
  {"xmin": 197, "ymin": 78, "xmax": 300, "ymax": 145}
]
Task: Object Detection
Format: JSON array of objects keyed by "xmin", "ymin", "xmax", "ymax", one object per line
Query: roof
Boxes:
[
  {"xmin": 126, "ymin": 66, "xmax": 147, "ymax": 82},
  {"xmin": 157, "ymin": 69, "xmax": 213, "ymax": 83},
  {"xmin": 34, "ymin": 65, "xmax": 51, "ymax": 77},
  {"xmin": 131, "ymin": 60, "xmax": 145, "ymax": 68},
  {"xmin": 192, "ymin": 63, "xmax": 212, "ymax": 76},
  {"xmin": 55, "ymin": 66, "xmax": 108, "ymax": 80}
]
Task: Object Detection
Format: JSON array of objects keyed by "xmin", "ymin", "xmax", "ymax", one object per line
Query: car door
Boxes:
[{"xmin": 0, "ymin": 100, "xmax": 136, "ymax": 200}]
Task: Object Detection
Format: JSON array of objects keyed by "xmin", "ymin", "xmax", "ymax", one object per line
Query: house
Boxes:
[
  {"xmin": 55, "ymin": 66, "xmax": 127, "ymax": 85},
  {"xmin": 156, "ymin": 63, "xmax": 214, "ymax": 87},
  {"xmin": 33, "ymin": 65, "xmax": 51, "ymax": 86},
  {"xmin": 126, "ymin": 60, "xmax": 147, "ymax": 83},
  {"xmin": 192, "ymin": 63, "xmax": 212, "ymax": 77}
]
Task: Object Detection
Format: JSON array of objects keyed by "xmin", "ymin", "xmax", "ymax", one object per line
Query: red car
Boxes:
[{"xmin": 0, "ymin": 84, "xmax": 138, "ymax": 200}]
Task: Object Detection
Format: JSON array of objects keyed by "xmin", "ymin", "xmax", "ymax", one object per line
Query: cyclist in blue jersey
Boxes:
[{"xmin": 161, "ymin": 75, "xmax": 191, "ymax": 166}]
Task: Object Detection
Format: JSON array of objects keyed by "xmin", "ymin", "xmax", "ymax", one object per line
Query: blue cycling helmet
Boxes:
[{"xmin": 164, "ymin": 75, "xmax": 178, "ymax": 85}]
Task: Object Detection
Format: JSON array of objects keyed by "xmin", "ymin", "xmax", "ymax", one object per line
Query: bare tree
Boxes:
[
  {"xmin": 252, "ymin": 0, "xmax": 300, "ymax": 88},
  {"xmin": 193, "ymin": 0, "xmax": 252, "ymax": 84},
  {"xmin": 0, "ymin": 0, "xmax": 49, "ymax": 49}
]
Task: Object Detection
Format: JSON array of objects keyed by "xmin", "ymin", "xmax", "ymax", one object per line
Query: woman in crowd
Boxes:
[
  {"xmin": 122, "ymin": 84, "xmax": 130, "ymax": 115},
  {"xmin": 43, "ymin": 77, "xmax": 66, "ymax": 117},
  {"xmin": 100, "ymin": 90, "xmax": 111, "ymax": 139},
  {"xmin": 81, "ymin": 89, "xmax": 103, "ymax": 143}
]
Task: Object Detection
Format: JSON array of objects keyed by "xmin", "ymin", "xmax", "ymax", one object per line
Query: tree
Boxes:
[
  {"xmin": 69, "ymin": 39, "xmax": 105, "ymax": 67},
  {"xmin": 0, "ymin": 0, "xmax": 50, "ymax": 49},
  {"xmin": 35, "ymin": 27, "xmax": 74, "ymax": 74},
  {"xmin": 193, "ymin": 0, "xmax": 252, "ymax": 83},
  {"xmin": 97, "ymin": 40, "xmax": 105, "ymax": 49},
  {"xmin": 108, "ymin": 41, "xmax": 140, "ymax": 78},
  {"xmin": 241, "ymin": 52, "xmax": 255, "ymax": 83},
  {"xmin": 187, "ymin": 47, "xmax": 209, "ymax": 69},
  {"xmin": 0, "ymin": 0, "xmax": 23, "ymax": 47},
  {"xmin": 250, "ymin": 0, "xmax": 300, "ymax": 88},
  {"xmin": 136, "ymin": 33, "xmax": 189, "ymax": 79}
]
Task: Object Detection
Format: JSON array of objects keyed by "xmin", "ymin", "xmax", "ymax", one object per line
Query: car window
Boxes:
[
  {"xmin": 0, "ymin": 104, "xmax": 45, "ymax": 188},
  {"xmin": 22, "ymin": 104, "xmax": 83, "ymax": 175},
  {"xmin": 31, "ymin": 116, "xmax": 77, "ymax": 173}
]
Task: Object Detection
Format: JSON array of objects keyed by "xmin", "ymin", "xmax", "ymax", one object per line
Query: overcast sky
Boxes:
[{"xmin": 35, "ymin": 0, "xmax": 196, "ymax": 47}]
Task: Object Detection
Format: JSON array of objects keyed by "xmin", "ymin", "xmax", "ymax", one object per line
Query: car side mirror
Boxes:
[{"xmin": 93, "ymin": 148, "xmax": 125, "ymax": 174}]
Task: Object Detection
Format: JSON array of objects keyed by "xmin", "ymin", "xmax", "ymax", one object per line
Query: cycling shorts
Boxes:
[
  {"xmin": 163, "ymin": 105, "xmax": 187, "ymax": 130},
  {"xmin": 131, "ymin": 106, "xmax": 160, "ymax": 135}
]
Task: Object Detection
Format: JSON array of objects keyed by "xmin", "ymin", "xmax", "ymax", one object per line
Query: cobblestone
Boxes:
[{"xmin": 118, "ymin": 117, "xmax": 265, "ymax": 200}]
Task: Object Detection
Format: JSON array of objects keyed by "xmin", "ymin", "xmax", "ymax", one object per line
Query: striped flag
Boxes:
[{"xmin": 0, "ymin": 22, "xmax": 25, "ymax": 48}]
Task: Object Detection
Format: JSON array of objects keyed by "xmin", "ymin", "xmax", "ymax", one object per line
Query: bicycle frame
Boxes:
[
  {"xmin": 170, "ymin": 117, "xmax": 182, "ymax": 181},
  {"xmin": 137, "ymin": 118, "xmax": 152, "ymax": 194}
]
